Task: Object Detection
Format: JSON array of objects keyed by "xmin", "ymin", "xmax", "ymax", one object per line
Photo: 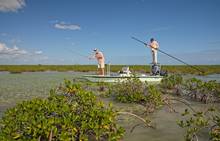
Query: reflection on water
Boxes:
[{"xmin": 0, "ymin": 72, "xmax": 219, "ymax": 140}]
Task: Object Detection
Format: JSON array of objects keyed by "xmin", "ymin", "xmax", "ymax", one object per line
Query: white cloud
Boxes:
[
  {"xmin": 0, "ymin": 42, "xmax": 49, "ymax": 64},
  {"xmin": 0, "ymin": 0, "xmax": 25, "ymax": 12},
  {"xmin": 34, "ymin": 50, "xmax": 43, "ymax": 55},
  {"xmin": 54, "ymin": 22, "xmax": 81, "ymax": 30},
  {"xmin": 0, "ymin": 42, "xmax": 27, "ymax": 56}
]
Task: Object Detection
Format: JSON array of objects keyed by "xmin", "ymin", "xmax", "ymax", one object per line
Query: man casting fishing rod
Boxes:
[
  {"xmin": 89, "ymin": 48, "xmax": 105, "ymax": 76},
  {"xmin": 65, "ymin": 47, "xmax": 106, "ymax": 75}
]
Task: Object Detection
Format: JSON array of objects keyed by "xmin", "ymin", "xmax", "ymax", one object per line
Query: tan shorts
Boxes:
[{"xmin": 98, "ymin": 63, "xmax": 105, "ymax": 68}]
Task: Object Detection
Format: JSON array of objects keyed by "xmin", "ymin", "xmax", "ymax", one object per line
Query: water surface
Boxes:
[{"xmin": 0, "ymin": 72, "xmax": 219, "ymax": 141}]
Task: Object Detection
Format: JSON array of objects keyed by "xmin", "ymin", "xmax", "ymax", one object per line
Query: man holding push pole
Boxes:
[{"xmin": 148, "ymin": 38, "xmax": 159, "ymax": 64}]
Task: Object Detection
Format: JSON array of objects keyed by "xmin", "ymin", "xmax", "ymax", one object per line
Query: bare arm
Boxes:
[{"xmin": 89, "ymin": 54, "xmax": 96, "ymax": 60}]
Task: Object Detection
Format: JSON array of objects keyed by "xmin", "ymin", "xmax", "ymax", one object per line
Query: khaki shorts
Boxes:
[{"xmin": 98, "ymin": 63, "xmax": 105, "ymax": 69}]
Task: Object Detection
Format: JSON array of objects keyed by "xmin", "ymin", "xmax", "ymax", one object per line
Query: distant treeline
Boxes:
[{"xmin": 0, "ymin": 65, "xmax": 220, "ymax": 75}]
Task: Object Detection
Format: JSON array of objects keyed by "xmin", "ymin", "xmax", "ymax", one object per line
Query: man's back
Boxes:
[{"xmin": 95, "ymin": 51, "xmax": 105, "ymax": 63}]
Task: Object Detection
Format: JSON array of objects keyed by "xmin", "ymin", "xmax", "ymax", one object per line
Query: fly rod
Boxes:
[
  {"xmin": 65, "ymin": 47, "xmax": 110, "ymax": 65},
  {"xmin": 65, "ymin": 47, "xmax": 90, "ymax": 59},
  {"xmin": 131, "ymin": 36, "xmax": 204, "ymax": 74}
]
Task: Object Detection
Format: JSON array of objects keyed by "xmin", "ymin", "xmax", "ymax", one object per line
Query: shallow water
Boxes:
[
  {"xmin": 117, "ymin": 101, "xmax": 216, "ymax": 141},
  {"xmin": 183, "ymin": 74, "xmax": 220, "ymax": 82},
  {"xmin": 0, "ymin": 72, "xmax": 75, "ymax": 116},
  {"xmin": 102, "ymin": 96, "xmax": 219, "ymax": 141},
  {"xmin": 0, "ymin": 72, "xmax": 219, "ymax": 140}
]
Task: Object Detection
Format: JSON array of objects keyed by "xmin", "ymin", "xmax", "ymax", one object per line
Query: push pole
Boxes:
[{"xmin": 131, "ymin": 36, "xmax": 204, "ymax": 74}]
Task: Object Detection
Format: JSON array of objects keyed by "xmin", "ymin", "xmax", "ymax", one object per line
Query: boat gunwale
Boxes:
[{"xmin": 83, "ymin": 75, "xmax": 163, "ymax": 79}]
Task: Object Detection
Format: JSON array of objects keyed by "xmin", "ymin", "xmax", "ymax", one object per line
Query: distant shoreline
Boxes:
[{"xmin": 0, "ymin": 65, "xmax": 219, "ymax": 75}]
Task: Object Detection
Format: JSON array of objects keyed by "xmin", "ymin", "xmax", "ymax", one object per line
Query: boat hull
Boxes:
[{"xmin": 83, "ymin": 75, "xmax": 163, "ymax": 83}]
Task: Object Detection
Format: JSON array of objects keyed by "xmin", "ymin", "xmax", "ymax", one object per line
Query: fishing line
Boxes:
[{"xmin": 65, "ymin": 47, "xmax": 90, "ymax": 59}]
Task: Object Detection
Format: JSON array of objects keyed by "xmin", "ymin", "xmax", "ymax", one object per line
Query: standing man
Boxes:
[
  {"xmin": 148, "ymin": 38, "xmax": 159, "ymax": 64},
  {"xmin": 90, "ymin": 48, "xmax": 105, "ymax": 76}
]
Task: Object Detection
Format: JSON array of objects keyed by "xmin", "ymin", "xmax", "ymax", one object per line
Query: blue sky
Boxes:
[{"xmin": 0, "ymin": 0, "xmax": 220, "ymax": 65}]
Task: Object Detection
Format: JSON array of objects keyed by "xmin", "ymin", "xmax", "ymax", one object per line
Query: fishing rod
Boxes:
[
  {"xmin": 65, "ymin": 47, "xmax": 111, "ymax": 64},
  {"xmin": 65, "ymin": 47, "xmax": 90, "ymax": 59},
  {"xmin": 131, "ymin": 36, "xmax": 205, "ymax": 74}
]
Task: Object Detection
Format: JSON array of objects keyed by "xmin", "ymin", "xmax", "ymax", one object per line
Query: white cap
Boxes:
[{"xmin": 93, "ymin": 48, "xmax": 98, "ymax": 51}]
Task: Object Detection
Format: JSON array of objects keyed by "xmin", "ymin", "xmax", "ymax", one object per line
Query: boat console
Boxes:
[{"xmin": 118, "ymin": 66, "xmax": 131, "ymax": 77}]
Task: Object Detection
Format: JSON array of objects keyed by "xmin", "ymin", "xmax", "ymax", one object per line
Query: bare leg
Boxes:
[
  {"xmin": 97, "ymin": 68, "xmax": 101, "ymax": 75},
  {"xmin": 154, "ymin": 51, "xmax": 157, "ymax": 64},
  {"xmin": 98, "ymin": 68, "xmax": 101, "ymax": 75},
  {"xmin": 101, "ymin": 68, "xmax": 105, "ymax": 76},
  {"xmin": 152, "ymin": 51, "xmax": 155, "ymax": 64},
  {"xmin": 97, "ymin": 69, "xmax": 99, "ymax": 75},
  {"xmin": 152, "ymin": 51, "xmax": 157, "ymax": 64}
]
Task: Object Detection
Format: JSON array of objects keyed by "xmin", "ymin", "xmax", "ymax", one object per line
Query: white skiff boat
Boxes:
[
  {"xmin": 82, "ymin": 65, "xmax": 165, "ymax": 83},
  {"xmin": 83, "ymin": 74, "xmax": 163, "ymax": 83}
]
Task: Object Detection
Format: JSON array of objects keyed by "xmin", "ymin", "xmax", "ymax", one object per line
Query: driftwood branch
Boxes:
[
  {"xmin": 48, "ymin": 129, "xmax": 53, "ymax": 141},
  {"xmin": 130, "ymin": 123, "xmax": 142, "ymax": 133},
  {"xmin": 192, "ymin": 133, "xmax": 199, "ymax": 141},
  {"xmin": 169, "ymin": 97, "xmax": 197, "ymax": 113},
  {"xmin": 162, "ymin": 97, "xmax": 178, "ymax": 113},
  {"xmin": 117, "ymin": 111, "xmax": 156, "ymax": 133},
  {"xmin": 38, "ymin": 136, "xmax": 41, "ymax": 141}
]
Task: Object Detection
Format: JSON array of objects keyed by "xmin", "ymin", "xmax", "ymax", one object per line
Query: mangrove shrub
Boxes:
[
  {"xmin": 0, "ymin": 80, "xmax": 124, "ymax": 141},
  {"xmin": 111, "ymin": 78, "xmax": 163, "ymax": 111}
]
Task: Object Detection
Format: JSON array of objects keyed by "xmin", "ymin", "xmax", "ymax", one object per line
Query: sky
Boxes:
[{"xmin": 0, "ymin": 0, "xmax": 220, "ymax": 65}]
